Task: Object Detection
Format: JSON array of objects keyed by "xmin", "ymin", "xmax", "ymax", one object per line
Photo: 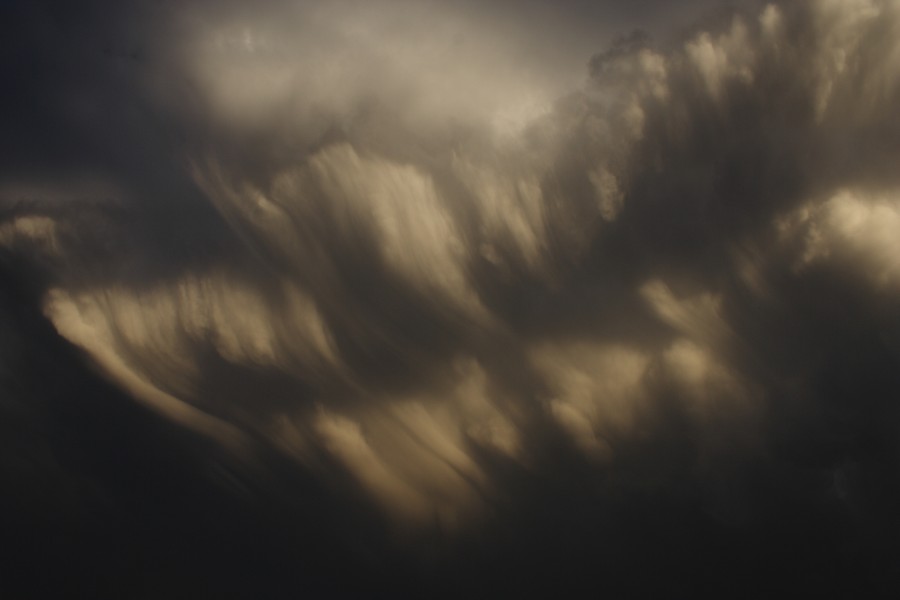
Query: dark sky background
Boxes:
[{"xmin": 2, "ymin": 0, "xmax": 900, "ymax": 597}]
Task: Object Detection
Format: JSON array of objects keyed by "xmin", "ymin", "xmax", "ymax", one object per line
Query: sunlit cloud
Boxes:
[{"xmin": 3, "ymin": 0, "xmax": 900, "ymax": 595}]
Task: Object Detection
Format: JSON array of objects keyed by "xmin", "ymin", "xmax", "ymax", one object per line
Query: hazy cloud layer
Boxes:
[{"xmin": 2, "ymin": 0, "xmax": 900, "ymax": 596}]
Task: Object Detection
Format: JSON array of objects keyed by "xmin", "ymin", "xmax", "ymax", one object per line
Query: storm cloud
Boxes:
[{"xmin": 2, "ymin": 0, "xmax": 900, "ymax": 597}]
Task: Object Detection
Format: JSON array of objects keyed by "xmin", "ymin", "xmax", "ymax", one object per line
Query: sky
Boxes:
[{"xmin": 2, "ymin": 0, "xmax": 900, "ymax": 597}]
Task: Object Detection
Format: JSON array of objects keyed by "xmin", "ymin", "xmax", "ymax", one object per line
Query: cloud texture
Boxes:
[{"xmin": 2, "ymin": 0, "xmax": 900, "ymax": 596}]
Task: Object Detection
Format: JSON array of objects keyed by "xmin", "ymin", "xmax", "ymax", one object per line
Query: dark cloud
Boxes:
[{"xmin": 3, "ymin": 0, "xmax": 900, "ymax": 597}]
